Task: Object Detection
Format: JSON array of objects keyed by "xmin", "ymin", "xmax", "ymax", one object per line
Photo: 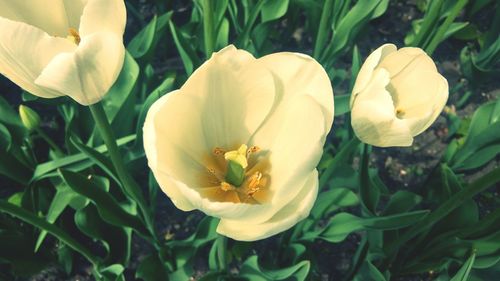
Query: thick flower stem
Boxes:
[
  {"xmin": 382, "ymin": 165, "xmax": 500, "ymax": 269},
  {"xmin": 88, "ymin": 102, "xmax": 157, "ymax": 242}
]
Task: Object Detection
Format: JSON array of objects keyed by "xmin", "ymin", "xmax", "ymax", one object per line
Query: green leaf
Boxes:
[
  {"xmin": 260, "ymin": 0, "xmax": 289, "ymax": 22},
  {"xmin": 136, "ymin": 253, "xmax": 169, "ymax": 281},
  {"xmin": 0, "ymin": 200, "xmax": 99, "ymax": 266},
  {"xmin": 32, "ymin": 134, "xmax": 135, "ymax": 181},
  {"xmin": 450, "ymin": 252, "xmax": 476, "ymax": 281},
  {"xmin": 100, "ymin": 264, "xmax": 125, "ymax": 281},
  {"xmin": 334, "ymin": 94, "xmax": 351, "ymax": 116},
  {"xmin": 169, "ymin": 20, "xmax": 201, "ymax": 75},
  {"xmin": 382, "ymin": 191, "xmax": 423, "ymax": 215},
  {"xmin": 128, "ymin": 15, "xmax": 158, "ymax": 59},
  {"xmin": 310, "ymin": 188, "xmax": 359, "ymax": 219},
  {"xmin": 75, "ymin": 204, "xmax": 131, "ymax": 265},
  {"xmin": 70, "ymin": 137, "xmax": 120, "ymax": 185},
  {"xmin": 354, "ymin": 260, "xmax": 387, "ymax": 281},
  {"xmin": 319, "ymin": 137, "xmax": 360, "ymax": 187},
  {"xmin": 312, "ymin": 210, "xmax": 428, "ymax": 243},
  {"xmin": 240, "ymin": 255, "xmax": 310, "ymax": 281},
  {"xmin": 58, "ymin": 169, "xmax": 149, "ymax": 238}
]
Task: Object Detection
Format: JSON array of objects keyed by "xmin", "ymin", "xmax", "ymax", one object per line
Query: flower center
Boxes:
[
  {"xmin": 202, "ymin": 144, "xmax": 270, "ymax": 204},
  {"xmin": 66, "ymin": 28, "xmax": 81, "ymax": 45}
]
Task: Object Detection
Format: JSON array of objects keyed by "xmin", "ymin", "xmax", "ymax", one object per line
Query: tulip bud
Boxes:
[
  {"xmin": 19, "ymin": 105, "xmax": 41, "ymax": 132},
  {"xmin": 350, "ymin": 44, "xmax": 448, "ymax": 147}
]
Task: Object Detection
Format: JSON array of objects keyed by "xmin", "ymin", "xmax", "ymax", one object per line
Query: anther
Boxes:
[
  {"xmin": 221, "ymin": 182, "xmax": 234, "ymax": 191},
  {"xmin": 247, "ymin": 171, "xmax": 262, "ymax": 196},
  {"xmin": 213, "ymin": 147, "xmax": 226, "ymax": 155},
  {"xmin": 68, "ymin": 28, "xmax": 81, "ymax": 45},
  {"xmin": 246, "ymin": 145, "xmax": 260, "ymax": 157}
]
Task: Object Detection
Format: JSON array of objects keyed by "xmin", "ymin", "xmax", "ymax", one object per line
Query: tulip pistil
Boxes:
[
  {"xmin": 396, "ymin": 108, "xmax": 405, "ymax": 118},
  {"xmin": 208, "ymin": 144, "xmax": 266, "ymax": 202}
]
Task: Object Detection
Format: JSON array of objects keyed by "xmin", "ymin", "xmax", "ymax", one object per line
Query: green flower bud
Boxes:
[{"xmin": 19, "ymin": 105, "xmax": 41, "ymax": 132}]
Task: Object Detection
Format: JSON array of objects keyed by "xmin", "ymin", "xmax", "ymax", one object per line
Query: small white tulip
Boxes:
[
  {"xmin": 143, "ymin": 45, "xmax": 334, "ymax": 241},
  {"xmin": 350, "ymin": 44, "xmax": 448, "ymax": 147},
  {"xmin": 0, "ymin": 0, "xmax": 126, "ymax": 105}
]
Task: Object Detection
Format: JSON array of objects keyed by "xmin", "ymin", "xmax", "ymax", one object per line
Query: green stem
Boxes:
[
  {"xmin": 313, "ymin": 0, "xmax": 334, "ymax": 59},
  {"xmin": 35, "ymin": 128, "xmax": 64, "ymax": 157},
  {"xmin": 0, "ymin": 200, "xmax": 101, "ymax": 267},
  {"xmin": 237, "ymin": 0, "xmax": 265, "ymax": 48},
  {"xmin": 88, "ymin": 103, "xmax": 157, "ymax": 243},
  {"xmin": 425, "ymin": 0, "xmax": 468, "ymax": 55},
  {"xmin": 217, "ymin": 235, "xmax": 228, "ymax": 271},
  {"xmin": 202, "ymin": 0, "xmax": 215, "ymax": 59},
  {"xmin": 384, "ymin": 166, "xmax": 500, "ymax": 262}
]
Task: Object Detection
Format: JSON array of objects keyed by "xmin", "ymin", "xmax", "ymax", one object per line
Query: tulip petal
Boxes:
[
  {"xmin": 0, "ymin": 17, "xmax": 76, "ymax": 99},
  {"xmin": 351, "ymin": 44, "xmax": 396, "ymax": 106},
  {"xmin": 79, "ymin": 0, "xmax": 126, "ymax": 37},
  {"xmin": 247, "ymin": 95, "xmax": 327, "ymax": 223},
  {"xmin": 35, "ymin": 32, "xmax": 125, "ymax": 105},
  {"xmin": 257, "ymin": 52, "xmax": 334, "ymax": 128},
  {"xmin": 217, "ymin": 170, "xmax": 318, "ymax": 241},
  {"xmin": 378, "ymin": 47, "xmax": 436, "ymax": 79},
  {"xmin": 351, "ymin": 68, "xmax": 414, "ymax": 147},
  {"xmin": 0, "ymin": 0, "xmax": 86, "ymax": 36},
  {"xmin": 179, "ymin": 45, "xmax": 277, "ymax": 149}
]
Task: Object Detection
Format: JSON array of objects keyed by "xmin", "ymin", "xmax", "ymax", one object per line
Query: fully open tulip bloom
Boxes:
[
  {"xmin": 144, "ymin": 45, "xmax": 334, "ymax": 241},
  {"xmin": 350, "ymin": 44, "xmax": 448, "ymax": 147},
  {"xmin": 0, "ymin": 0, "xmax": 126, "ymax": 105}
]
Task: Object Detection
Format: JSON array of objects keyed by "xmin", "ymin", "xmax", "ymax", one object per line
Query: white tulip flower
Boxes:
[
  {"xmin": 350, "ymin": 44, "xmax": 448, "ymax": 147},
  {"xmin": 144, "ymin": 45, "xmax": 334, "ymax": 241},
  {"xmin": 0, "ymin": 0, "xmax": 126, "ymax": 105}
]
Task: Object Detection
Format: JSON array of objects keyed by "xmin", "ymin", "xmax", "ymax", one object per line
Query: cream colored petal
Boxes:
[
  {"xmin": 0, "ymin": 17, "xmax": 76, "ymax": 99},
  {"xmin": 256, "ymin": 52, "xmax": 334, "ymax": 128},
  {"xmin": 245, "ymin": 95, "xmax": 327, "ymax": 224},
  {"xmin": 388, "ymin": 54, "xmax": 446, "ymax": 119},
  {"xmin": 378, "ymin": 47, "xmax": 436, "ymax": 78},
  {"xmin": 351, "ymin": 68, "xmax": 414, "ymax": 147},
  {"xmin": 404, "ymin": 75, "xmax": 449, "ymax": 136},
  {"xmin": 351, "ymin": 44, "xmax": 396, "ymax": 107},
  {"xmin": 179, "ymin": 45, "xmax": 276, "ymax": 150},
  {"xmin": 1, "ymin": 1, "xmax": 67, "ymax": 36},
  {"xmin": 217, "ymin": 170, "xmax": 318, "ymax": 241},
  {"xmin": 35, "ymin": 32, "xmax": 125, "ymax": 105},
  {"xmin": 79, "ymin": 0, "xmax": 126, "ymax": 37}
]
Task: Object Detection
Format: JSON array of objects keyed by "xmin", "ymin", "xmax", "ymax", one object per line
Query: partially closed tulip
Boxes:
[
  {"xmin": 143, "ymin": 45, "xmax": 334, "ymax": 241},
  {"xmin": 350, "ymin": 44, "xmax": 448, "ymax": 147},
  {"xmin": 0, "ymin": 0, "xmax": 126, "ymax": 105}
]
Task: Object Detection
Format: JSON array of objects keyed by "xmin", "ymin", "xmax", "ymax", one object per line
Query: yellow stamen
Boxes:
[
  {"xmin": 220, "ymin": 182, "xmax": 234, "ymax": 191},
  {"xmin": 67, "ymin": 28, "xmax": 81, "ymax": 45},
  {"xmin": 247, "ymin": 171, "xmax": 262, "ymax": 196},
  {"xmin": 396, "ymin": 108, "xmax": 405, "ymax": 118},
  {"xmin": 213, "ymin": 147, "xmax": 226, "ymax": 155}
]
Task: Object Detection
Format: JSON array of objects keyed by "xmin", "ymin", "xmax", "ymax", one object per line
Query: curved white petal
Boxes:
[
  {"xmin": 179, "ymin": 45, "xmax": 277, "ymax": 149},
  {"xmin": 351, "ymin": 44, "xmax": 396, "ymax": 106},
  {"xmin": 0, "ymin": 0, "xmax": 86, "ymax": 36},
  {"xmin": 246, "ymin": 95, "xmax": 327, "ymax": 223},
  {"xmin": 378, "ymin": 47, "xmax": 435, "ymax": 78},
  {"xmin": 35, "ymin": 32, "xmax": 125, "ymax": 105},
  {"xmin": 79, "ymin": 0, "xmax": 126, "ymax": 37},
  {"xmin": 351, "ymin": 68, "xmax": 414, "ymax": 147},
  {"xmin": 217, "ymin": 170, "xmax": 318, "ymax": 241},
  {"xmin": 0, "ymin": 17, "xmax": 76, "ymax": 99},
  {"xmin": 257, "ymin": 52, "xmax": 334, "ymax": 128}
]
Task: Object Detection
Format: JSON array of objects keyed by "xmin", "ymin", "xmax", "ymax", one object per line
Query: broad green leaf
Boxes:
[
  {"xmin": 261, "ymin": 0, "xmax": 289, "ymax": 22},
  {"xmin": 0, "ymin": 200, "xmax": 99, "ymax": 266},
  {"xmin": 383, "ymin": 191, "xmax": 422, "ymax": 215},
  {"xmin": 354, "ymin": 260, "xmax": 387, "ymax": 281},
  {"xmin": 128, "ymin": 15, "xmax": 159, "ymax": 59},
  {"xmin": 450, "ymin": 252, "xmax": 476, "ymax": 281},
  {"xmin": 75, "ymin": 204, "xmax": 131, "ymax": 265},
  {"xmin": 70, "ymin": 137, "xmax": 120, "ymax": 185},
  {"xmin": 334, "ymin": 94, "xmax": 350, "ymax": 116},
  {"xmin": 311, "ymin": 210, "xmax": 428, "ymax": 243},
  {"xmin": 136, "ymin": 253, "xmax": 169, "ymax": 281},
  {"xmin": 58, "ymin": 169, "xmax": 149, "ymax": 238},
  {"xmin": 310, "ymin": 188, "xmax": 359, "ymax": 219},
  {"xmin": 32, "ymin": 134, "xmax": 135, "ymax": 181},
  {"xmin": 169, "ymin": 20, "xmax": 201, "ymax": 75},
  {"xmin": 240, "ymin": 255, "xmax": 310, "ymax": 281},
  {"xmin": 100, "ymin": 264, "xmax": 125, "ymax": 281}
]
